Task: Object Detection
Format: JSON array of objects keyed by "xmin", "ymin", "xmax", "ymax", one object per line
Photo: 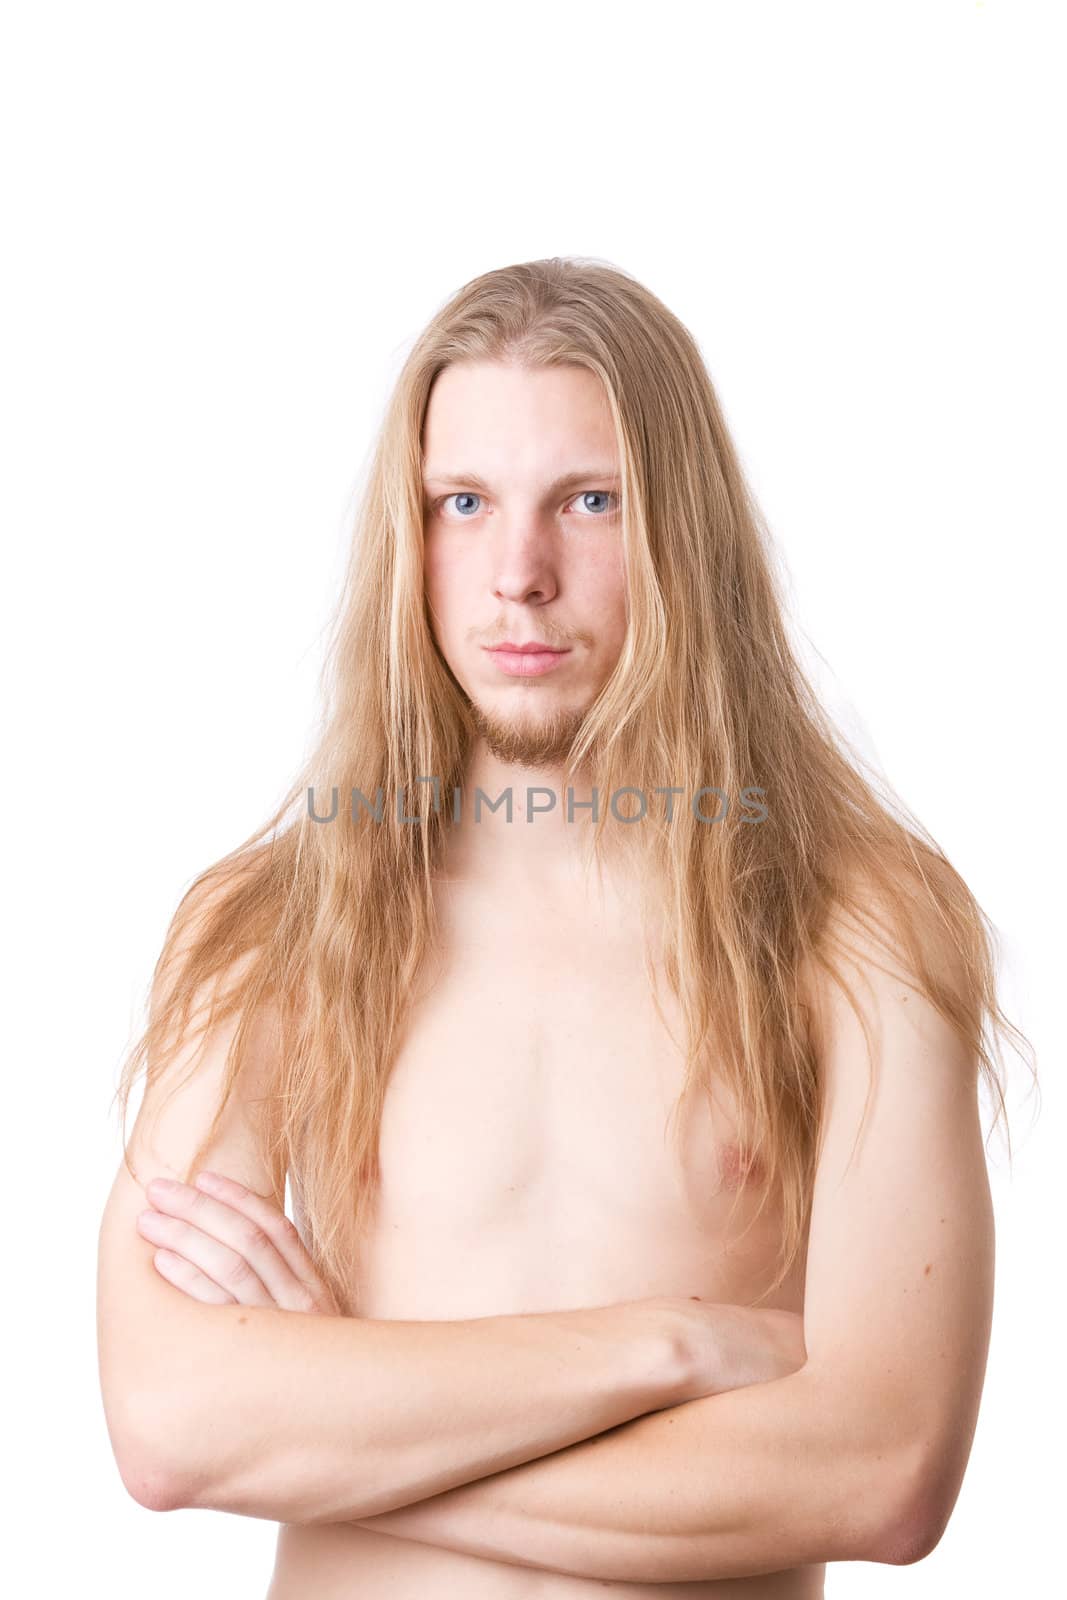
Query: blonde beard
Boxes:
[{"xmin": 468, "ymin": 698, "xmax": 589, "ymax": 770}]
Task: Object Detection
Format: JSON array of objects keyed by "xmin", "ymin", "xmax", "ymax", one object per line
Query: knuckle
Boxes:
[
  {"xmin": 238, "ymin": 1219, "xmax": 270, "ymax": 1254},
  {"xmin": 223, "ymin": 1251, "xmax": 257, "ymax": 1289}
]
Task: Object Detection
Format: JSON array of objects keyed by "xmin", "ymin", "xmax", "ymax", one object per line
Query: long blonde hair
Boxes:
[{"xmin": 112, "ymin": 256, "xmax": 1036, "ymax": 1312}]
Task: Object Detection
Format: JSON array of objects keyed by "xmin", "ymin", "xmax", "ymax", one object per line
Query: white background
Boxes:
[{"xmin": 3, "ymin": 1, "xmax": 1062, "ymax": 1593}]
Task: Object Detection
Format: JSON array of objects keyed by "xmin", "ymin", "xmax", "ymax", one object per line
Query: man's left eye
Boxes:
[{"xmin": 570, "ymin": 490, "xmax": 618, "ymax": 516}]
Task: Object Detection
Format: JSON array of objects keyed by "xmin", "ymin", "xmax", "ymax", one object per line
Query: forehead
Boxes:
[{"xmin": 422, "ymin": 361, "xmax": 618, "ymax": 482}]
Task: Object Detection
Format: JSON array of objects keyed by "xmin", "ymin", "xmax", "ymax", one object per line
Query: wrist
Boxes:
[{"xmin": 609, "ymin": 1297, "xmax": 701, "ymax": 1410}]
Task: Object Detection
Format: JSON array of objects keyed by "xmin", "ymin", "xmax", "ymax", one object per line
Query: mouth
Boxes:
[
  {"xmin": 486, "ymin": 641, "xmax": 568, "ymax": 654},
  {"xmin": 483, "ymin": 643, "xmax": 572, "ymax": 678}
]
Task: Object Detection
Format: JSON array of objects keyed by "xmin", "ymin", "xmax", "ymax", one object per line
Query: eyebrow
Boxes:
[{"xmin": 422, "ymin": 467, "xmax": 621, "ymax": 495}]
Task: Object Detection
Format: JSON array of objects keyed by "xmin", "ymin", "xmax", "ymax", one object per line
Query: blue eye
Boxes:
[
  {"xmin": 571, "ymin": 490, "xmax": 618, "ymax": 516},
  {"xmin": 444, "ymin": 492, "xmax": 482, "ymax": 517},
  {"xmin": 432, "ymin": 489, "xmax": 619, "ymax": 519}
]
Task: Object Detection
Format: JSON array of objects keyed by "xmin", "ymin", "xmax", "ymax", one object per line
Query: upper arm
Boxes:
[
  {"xmin": 798, "ymin": 899, "xmax": 995, "ymax": 1562},
  {"xmin": 96, "ymin": 889, "xmax": 284, "ymax": 1508}
]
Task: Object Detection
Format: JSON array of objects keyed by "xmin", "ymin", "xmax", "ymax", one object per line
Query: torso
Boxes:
[{"xmin": 268, "ymin": 856, "xmax": 822, "ymax": 1597}]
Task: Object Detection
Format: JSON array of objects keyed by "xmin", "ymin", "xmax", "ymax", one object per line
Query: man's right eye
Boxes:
[{"xmin": 435, "ymin": 493, "xmax": 483, "ymax": 518}]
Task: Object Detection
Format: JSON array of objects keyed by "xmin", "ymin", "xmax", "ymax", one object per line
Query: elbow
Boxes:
[
  {"xmin": 867, "ymin": 1446, "xmax": 956, "ymax": 1567},
  {"xmin": 872, "ymin": 1515, "xmax": 945, "ymax": 1568},
  {"xmin": 869, "ymin": 1506, "xmax": 940, "ymax": 1568},
  {"xmin": 118, "ymin": 1450, "xmax": 186, "ymax": 1514},
  {"xmin": 106, "ymin": 1394, "xmax": 195, "ymax": 1513}
]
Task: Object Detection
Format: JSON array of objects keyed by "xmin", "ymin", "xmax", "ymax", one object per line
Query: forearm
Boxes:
[
  {"xmin": 351, "ymin": 1366, "xmax": 913, "ymax": 1583},
  {"xmin": 154, "ymin": 1299, "xmax": 683, "ymax": 1523}
]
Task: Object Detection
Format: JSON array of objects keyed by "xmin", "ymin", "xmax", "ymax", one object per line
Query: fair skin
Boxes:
[
  {"xmin": 134, "ymin": 362, "xmax": 993, "ymax": 1591},
  {"xmin": 420, "ymin": 357, "xmax": 632, "ymax": 891}
]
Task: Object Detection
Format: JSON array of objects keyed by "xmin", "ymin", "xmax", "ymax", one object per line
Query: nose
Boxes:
[{"xmin": 490, "ymin": 516, "xmax": 559, "ymax": 607}]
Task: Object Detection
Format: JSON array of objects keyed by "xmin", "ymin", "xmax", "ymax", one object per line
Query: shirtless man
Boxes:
[{"xmin": 97, "ymin": 258, "xmax": 1004, "ymax": 1596}]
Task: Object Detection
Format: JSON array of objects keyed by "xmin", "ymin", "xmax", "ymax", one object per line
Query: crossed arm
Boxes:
[
  {"xmin": 126, "ymin": 903, "xmax": 994, "ymax": 1584},
  {"xmin": 348, "ymin": 914, "xmax": 995, "ymax": 1582},
  {"xmin": 348, "ymin": 1363, "xmax": 903, "ymax": 1583}
]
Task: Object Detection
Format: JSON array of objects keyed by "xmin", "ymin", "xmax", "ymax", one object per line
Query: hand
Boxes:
[
  {"xmin": 655, "ymin": 1296, "xmax": 808, "ymax": 1400},
  {"xmin": 136, "ymin": 1169, "xmax": 342, "ymax": 1315}
]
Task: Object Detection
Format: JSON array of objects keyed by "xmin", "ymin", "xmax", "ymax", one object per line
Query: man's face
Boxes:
[{"xmin": 422, "ymin": 360, "xmax": 628, "ymax": 768}]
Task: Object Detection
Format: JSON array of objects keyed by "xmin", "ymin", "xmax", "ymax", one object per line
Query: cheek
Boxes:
[
  {"xmin": 423, "ymin": 540, "xmax": 463, "ymax": 626},
  {"xmin": 577, "ymin": 546, "xmax": 629, "ymax": 639}
]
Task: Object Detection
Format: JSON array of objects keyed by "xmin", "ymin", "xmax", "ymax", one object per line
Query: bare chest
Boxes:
[{"xmin": 346, "ymin": 891, "xmax": 802, "ymax": 1321}]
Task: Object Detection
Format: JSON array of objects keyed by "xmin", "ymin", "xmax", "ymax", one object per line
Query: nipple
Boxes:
[{"xmin": 717, "ymin": 1141, "xmax": 764, "ymax": 1190}]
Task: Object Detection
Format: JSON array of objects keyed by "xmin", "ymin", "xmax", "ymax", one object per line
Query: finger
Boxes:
[
  {"xmin": 190, "ymin": 1171, "xmax": 334, "ymax": 1313},
  {"xmin": 150, "ymin": 1246, "xmax": 238, "ymax": 1306},
  {"xmin": 138, "ymin": 1205, "xmax": 277, "ymax": 1308},
  {"xmin": 144, "ymin": 1176, "xmax": 326, "ymax": 1313}
]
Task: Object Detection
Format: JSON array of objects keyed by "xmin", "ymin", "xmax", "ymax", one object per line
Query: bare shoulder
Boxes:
[
  {"xmin": 122, "ymin": 859, "xmax": 285, "ymax": 1203},
  {"xmin": 797, "ymin": 862, "xmax": 971, "ymax": 1055}
]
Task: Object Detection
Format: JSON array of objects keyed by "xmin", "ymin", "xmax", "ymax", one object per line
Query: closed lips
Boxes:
[{"xmin": 487, "ymin": 643, "xmax": 567, "ymax": 653}]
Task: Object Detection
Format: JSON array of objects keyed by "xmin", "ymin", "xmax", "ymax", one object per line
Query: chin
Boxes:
[{"xmin": 467, "ymin": 696, "xmax": 591, "ymax": 769}]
